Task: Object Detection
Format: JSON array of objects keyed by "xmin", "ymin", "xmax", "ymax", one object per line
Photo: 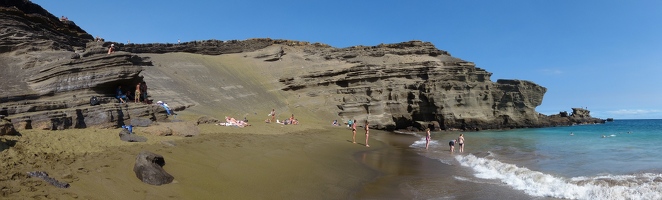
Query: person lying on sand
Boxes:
[{"xmin": 219, "ymin": 116, "xmax": 251, "ymax": 127}]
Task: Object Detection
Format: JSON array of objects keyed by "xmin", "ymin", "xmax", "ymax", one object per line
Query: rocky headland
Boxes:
[{"xmin": 0, "ymin": 0, "xmax": 604, "ymax": 136}]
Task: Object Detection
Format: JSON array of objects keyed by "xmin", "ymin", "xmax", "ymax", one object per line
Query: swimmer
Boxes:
[
  {"xmin": 602, "ymin": 135, "xmax": 607, "ymax": 138},
  {"xmin": 570, "ymin": 132, "xmax": 574, "ymax": 136},
  {"xmin": 449, "ymin": 139, "xmax": 456, "ymax": 153}
]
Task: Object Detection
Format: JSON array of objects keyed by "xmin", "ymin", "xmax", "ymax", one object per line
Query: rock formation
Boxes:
[
  {"xmin": 133, "ymin": 151, "xmax": 174, "ymax": 185},
  {"xmin": 0, "ymin": 0, "xmax": 178, "ymax": 131},
  {"xmin": 277, "ymin": 41, "xmax": 604, "ymax": 130},
  {"xmin": 0, "ymin": 116, "xmax": 16, "ymax": 135}
]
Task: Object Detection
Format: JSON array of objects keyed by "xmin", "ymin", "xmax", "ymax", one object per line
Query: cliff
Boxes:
[
  {"xmin": 0, "ymin": 0, "xmax": 174, "ymax": 134},
  {"xmin": 275, "ymin": 41, "xmax": 602, "ymax": 130},
  {"xmin": 0, "ymin": 0, "xmax": 604, "ymax": 134}
]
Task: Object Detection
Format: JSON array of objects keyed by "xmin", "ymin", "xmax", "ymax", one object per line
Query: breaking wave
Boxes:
[{"xmin": 455, "ymin": 154, "xmax": 662, "ymax": 200}]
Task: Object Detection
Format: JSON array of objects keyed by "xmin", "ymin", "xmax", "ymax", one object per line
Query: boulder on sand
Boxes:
[
  {"xmin": 196, "ymin": 116, "xmax": 220, "ymax": 125},
  {"xmin": 133, "ymin": 151, "xmax": 174, "ymax": 185},
  {"xmin": 0, "ymin": 118, "xmax": 17, "ymax": 136}
]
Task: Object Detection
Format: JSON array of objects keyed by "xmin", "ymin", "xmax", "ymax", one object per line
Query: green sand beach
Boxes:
[
  {"xmin": 1, "ymin": 115, "xmax": 375, "ymax": 199},
  {"xmin": 0, "ymin": 50, "xmax": 539, "ymax": 199}
]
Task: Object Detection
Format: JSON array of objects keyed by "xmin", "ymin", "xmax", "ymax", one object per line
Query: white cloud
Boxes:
[
  {"xmin": 541, "ymin": 69, "xmax": 563, "ymax": 75},
  {"xmin": 606, "ymin": 109, "xmax": 661, "ymax": 115}
]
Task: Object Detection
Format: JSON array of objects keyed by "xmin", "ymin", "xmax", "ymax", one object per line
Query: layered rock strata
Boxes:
[
  {"xmin": 0, "ymin": 0, "xmax": 180, "ymax": 132},
  {"xmin": 278, "ymin": 41, "xmax": 604, "ymax": 130}
]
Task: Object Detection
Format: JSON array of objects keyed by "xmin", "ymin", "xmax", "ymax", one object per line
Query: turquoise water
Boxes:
[
  {"xmin": 469, "ymin": 119, "xmax": 662, "ymax": 177},
  {"xmin": 409, "ymin": 119, "xmax": 662, "ymax": 199}
]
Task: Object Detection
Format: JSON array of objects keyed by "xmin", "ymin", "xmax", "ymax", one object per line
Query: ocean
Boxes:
[{"xmin": 363, "ymin": 119, "xmax": 662, "ymax": 200}]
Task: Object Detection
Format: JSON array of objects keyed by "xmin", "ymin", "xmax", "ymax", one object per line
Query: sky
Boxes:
[{"xmin": 31, "ymin": 0, "xmax": 662, "ymax": 119}]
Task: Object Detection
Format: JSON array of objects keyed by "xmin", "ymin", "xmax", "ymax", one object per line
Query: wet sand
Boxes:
[{"xmin": 355, "ymin": 132, "xmax": 554, "ymax": 200}]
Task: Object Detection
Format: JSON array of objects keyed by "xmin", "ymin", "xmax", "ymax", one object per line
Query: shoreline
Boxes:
[
  {"xmin": 1, "ymin": 111, "xmax": 572, "ymax": 200},
  {"xmin": 355, "ymin": 131, "xmax": 547, "ymax": 200}
]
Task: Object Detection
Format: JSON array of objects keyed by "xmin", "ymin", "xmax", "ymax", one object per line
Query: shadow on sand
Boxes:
[{"xmin": 0, "ymin": 138, "xmax": 18, "ymax": 152}]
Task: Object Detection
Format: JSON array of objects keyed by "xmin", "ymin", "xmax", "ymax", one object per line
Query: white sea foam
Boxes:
[
  {"xmin": 455, "ymin": 154, "xmax": 662, "ymax": 200},
  {"xmin": 453, "ymin": 175, "xmax": 501, "ymax": 185},
  {"xmin": 411, "ymin": 136, "xmax": 438, "ymax": 148}
]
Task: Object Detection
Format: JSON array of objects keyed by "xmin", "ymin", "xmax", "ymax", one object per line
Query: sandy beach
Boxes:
[
  {"xmin": 0, "ymin": 110, "xmax": 387, "ymax": 199},
  {"xmin": 0, "ymin": 49, "xmax": 538, "ymax": 199}
]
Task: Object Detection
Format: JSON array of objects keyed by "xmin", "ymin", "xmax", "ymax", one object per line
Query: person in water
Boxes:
[
  {"xmin": 425, "ymin": 128, "xmax": 431, "ymax": 150},
  {"xmin": 457, "ymin": 134, "xmax": 465, "ymax": 153},
  {"xmin": 449, "ymin": 139, "xmax": 456, "ymax": 153}
]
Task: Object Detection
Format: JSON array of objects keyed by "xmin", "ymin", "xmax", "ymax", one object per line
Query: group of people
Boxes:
[
  {"xmin": 264, "ymin": 109, "xmax": 299, "ymax": 125},
  {"xmin": 350, "ymin": 119, "xmax": 370, "ymax": 147},
  {"xmin": 59, "ymin": 16, "xmax": 69, "ymax": 22},
  {"xmin": 447, "ymin": 134, "xmax": 465, "ymax": 153},
  {"xmin": 422, "ymin": 128, "xmax": 465, "ymax": 152},
  {"xmin": 115, "ymin": 82, "xmax": 148, "ymax": 104}
]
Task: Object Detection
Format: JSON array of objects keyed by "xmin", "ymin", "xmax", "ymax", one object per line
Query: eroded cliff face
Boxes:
[
  {"xmin": 0, "ymin": 0, "xmax": 169, "ymax": 133},
  {"xmin": 278, "ymin": 41, "xmax": 600, "ymax": 130}
]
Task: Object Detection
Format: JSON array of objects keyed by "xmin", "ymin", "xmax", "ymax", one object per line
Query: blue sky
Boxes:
[{"xmin": 32, "ymin": 0, "xmax": 662, "ymax": 119}]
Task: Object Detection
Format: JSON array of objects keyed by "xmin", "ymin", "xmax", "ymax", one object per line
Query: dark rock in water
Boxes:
[
  {"xmin": 133, "ymin": 151, "xmax": 174, "ymax": 185},
  {"xmin": 27, "ymin": 171, "xmax": 70, "ymax": 188},
  {"xmin": 606, "ymin": 118, "xmax": 614, "ymax": 122},
  {"xmin": 131, "ymin": 117, "xmax": 153, "ymax": 127},
  {"xmin": 119, "ymin": 128, "xmax": 147, "ymax": 142}
]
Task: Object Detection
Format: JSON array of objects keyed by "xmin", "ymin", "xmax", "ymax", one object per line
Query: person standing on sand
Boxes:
[
  {"xmin": 134, "ymin": 83, "xmax": 141, "ymax": 103},
  {"xmin": 457, "ymin": 134, "xmax": 465, "ymax": 153},
  {"xmin": 351, "ymin": 119, "xmax": 357, "ymax": 144},
  {"xmin": 449, "ymin": 139, "xmax": 456, "ymax": 153},
  {"xmin": 425, "ymin": 128, "xmax": 431, "ymax": 150},
  {"xmin": 364, "ymin": 121, "xmax": 370, "ymax": 147}
]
